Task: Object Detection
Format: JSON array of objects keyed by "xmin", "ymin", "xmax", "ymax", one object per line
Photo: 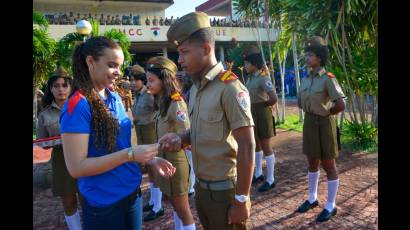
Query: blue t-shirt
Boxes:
[{"xmin": 60, "ymin": 89, "xmax": 142, "ymax": 207}]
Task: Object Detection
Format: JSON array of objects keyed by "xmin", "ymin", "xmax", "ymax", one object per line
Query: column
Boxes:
[{"xmin": 219, "ymin": 46, "xmax": 225, "ymax": 63}]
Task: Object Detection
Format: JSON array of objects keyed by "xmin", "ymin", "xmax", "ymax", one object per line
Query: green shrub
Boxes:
[{"xmin": 341, "ymin": 121, "xmax": 378, "ymax": 153}]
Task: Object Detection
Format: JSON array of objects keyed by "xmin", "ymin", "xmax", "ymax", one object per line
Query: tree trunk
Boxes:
[
  {"xmin": 268, "ymin": 41, "xmax": 281, "ymax": 123},
  {"xmin": 372, "ymin": 95, "xmax": 378, "ymax": 127},
  {"xmin": 33, "ymin": 86, "xmax": 38, "ymax": 132},
  {"xmin": 277, "ymin": 51, "xmax": 287, "ymax": 123},
  {"xmin": 339, "ymin": 110, "xmax": 345, "ymax": 130},
  {"xmin": 292, "ymin": 32, "xmax": 303, "ymax": 122}
]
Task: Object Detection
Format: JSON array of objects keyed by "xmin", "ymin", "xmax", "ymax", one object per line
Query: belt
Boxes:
[
  {"xmin": 196, "ymin": 178, "xmax": 235, "ymax": 191},
  {"xmin": 305, "ymin": 111, "xmax": 330, "ymax": 118}
]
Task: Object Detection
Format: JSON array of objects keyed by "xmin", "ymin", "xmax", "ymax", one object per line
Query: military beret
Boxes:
[
  {"xmin": 147, "ymin": 56, "xmax": 178, "ymax": 76},
  {"xmin": 131, "ymin": 64, "xmax": 145, "ymax": 75},
  {"xmin": 167, "ymin": 11, "xmax": 211, "ymax": 47},
  {"xmin": 51, "ymin": 66, "xmax": 70, "ymax": 78},
  {"xmin": 305, "ymin": 36, "xmax": 327, "ymax": 48},
  {"xmin": 242, "ymin": 45, "xmax": 261, "ymax": 59}
]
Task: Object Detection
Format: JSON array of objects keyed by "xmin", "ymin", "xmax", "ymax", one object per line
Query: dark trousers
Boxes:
[
  {"xmin": 195, "ymin": 185, "xmax": 248, "ymax": 230},
  {"xmin": 82, "ymin": 188, "xmax": 143, "ymax": 230}
]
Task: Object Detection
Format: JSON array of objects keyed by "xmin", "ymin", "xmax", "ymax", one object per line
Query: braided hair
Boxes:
[{"xmin": 71, "ymin": 36, "xmax": 121, "ymax": 152}]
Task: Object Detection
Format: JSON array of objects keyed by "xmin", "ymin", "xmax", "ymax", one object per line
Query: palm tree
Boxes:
[
  {"xmin": 283, "ymin": 0, "xmax": 378, "ymax": 127},
  {"xmin": 56, "ymin": 19, "xmax": 132, "ymax": 74},
  {"xmin": 33, "ymin": 10, "xmax": 57, "ymax": 124},
  {"xmin": 233, "ymin": 0, "xmax": 285, "ymax": 123}
]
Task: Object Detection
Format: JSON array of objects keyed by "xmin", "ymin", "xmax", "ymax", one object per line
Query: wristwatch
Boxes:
[{"xmin": 234, "ymin": 194, "xmax": 248, "ymax": 203}]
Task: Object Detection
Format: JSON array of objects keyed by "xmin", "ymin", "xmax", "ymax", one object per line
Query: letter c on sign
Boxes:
[
  {"xmin": 136, "ymin": 29, "xmax": 142, "ymax": 36},
  {"xmin": 129, "ymin": 28, "xmax": 134, "ymax": 36}
]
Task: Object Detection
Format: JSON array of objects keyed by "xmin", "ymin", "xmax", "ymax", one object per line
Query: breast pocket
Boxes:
[
  {"xmin": 198, "ymin": 111, "xmax": 224, "ymax": 141},
  {"xmin": 310, "ymin": 85, "xmax": 326, "ymax": 103},
  {"xmin": 299, "ymin": 83, "xmax": 310, "ymax": 101},
  {"xmin": 43, "ymin": 120, "xmax": 60, "ymax": 137}
]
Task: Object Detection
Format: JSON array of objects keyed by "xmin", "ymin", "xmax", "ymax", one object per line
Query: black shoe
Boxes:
[
  {"xmin": 143, "ymin": 203, "xmax": 153, "ymax": 212},
  {"xmin": 296, "ymin": 200, "xmax": 319, "ymax": 213},
  {"xmin": 143, "ymin": 208, "xmax": 165, "ymax": 222},
  {"xmin": 316, "ymin": 207, "xmax": 337, "ymax": 222},
  {"xmin": 252, "ymin": 175, "xmax": 265, "ymax": 185},
  {"xmin": 257, "ymin": 181, "xmax": 276, "ymax": 192}
]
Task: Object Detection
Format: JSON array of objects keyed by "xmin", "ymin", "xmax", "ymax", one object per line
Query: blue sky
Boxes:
[{"xmin": 165, "ymin": 0, "xmax": 224, "ymax": 19}]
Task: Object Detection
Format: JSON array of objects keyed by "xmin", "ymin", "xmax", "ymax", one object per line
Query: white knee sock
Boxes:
[
  {"xmin": 173, "ymin": 211, "xmax": 183, "ymax": 230},
  {"xmin": 265, "ymin": 153, "xmax": 275, "ymax": 185},
  {"xmin": 307, "ymin": 170, "xmax": 320, "ymax": 203},
  {"xmin": 183, "ymin": 223, "xmax": 196, "ymax": 230},
  {"xmin": 152, "ymin": 186, "xmax": 162, "ymax": 213},
  {"xmin": 149, "ymin": 182, "xmax": 154, "ymax": 205},
  {"xmin": 185, "ymin": 149, "xmax": 196, "ymax": 193},
  {"xmin": 64, "ymin": 209, "xmax": 82, "ymax": 230},
  {"xmin": 325, "ymin": 179, "xmax": 339, "ymax": 212},
  {"xmin": 254, "ymin": 151, "xmax": 263, "ymax": 177}
]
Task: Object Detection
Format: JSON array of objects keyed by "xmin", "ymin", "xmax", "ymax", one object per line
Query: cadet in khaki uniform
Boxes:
[
  {"xmin": 130, "ymin": 65, "xmax": 157, "ymax": 144},
  {"xmin": 36, "ymin": 67, "xmax": 82, "ymax": 230},
  {"xmin": 242, "ymin": 45, "xmax": 278, "ymax": 193},
  {"xmin": 146, "ymin": 56, "xmax": 195, "ymax": 229},
  {"xmin": 130, "ymin": 64, "xmax": 164, "ymax": 221},
  {"xmin": 160, "ymin": 12, "xmax": 256, "ymax": 230},
  {"xmin": 296, "ymin": 36, "xmax": 346, "ymax": 222}
]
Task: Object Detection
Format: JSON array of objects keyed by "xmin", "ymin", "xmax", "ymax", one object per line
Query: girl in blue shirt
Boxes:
[{"xmin": 60, "ymin": 36, "xmax": 176, "ymax": 230}]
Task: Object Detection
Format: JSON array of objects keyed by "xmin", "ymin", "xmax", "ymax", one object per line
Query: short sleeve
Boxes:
[
  {"xmin": 326, "ymin": 77, "xmax": 345, "ymax": 101},
  {"xmin": 36, "ymin": 112, "xmax": 48, "ymax": 139},
  {"xmin": 222, "ymin": 82, "xmax": 254, "ymax": 131},
  {"xmin": 171, "ymin": 100, "xmax": 190, "ymax": 135},
  {"xmin": 60, "ymin": 98, "xmax": 92, "ymax": 134},
  {"xmin": 259, "ymin": 77, "xmax": 274, "ymax": 93}
]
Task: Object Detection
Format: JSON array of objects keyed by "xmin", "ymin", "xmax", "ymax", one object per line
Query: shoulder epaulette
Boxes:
[
  {"xmin": 170, "ymin": 92, "xmax": 183, "ymax": 101},
  {"xmin": 219, "ymin": 70, "xmax": 238, "ymax": 83}
]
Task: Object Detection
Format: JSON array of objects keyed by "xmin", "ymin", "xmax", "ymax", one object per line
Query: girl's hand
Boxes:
[
  {"xmin": 132, "ymin": 143, "xmax": 159, "ymax": 164},
  {"xmin": 147, "ymin": 157, "xmax": 176, "ymax": 178}
]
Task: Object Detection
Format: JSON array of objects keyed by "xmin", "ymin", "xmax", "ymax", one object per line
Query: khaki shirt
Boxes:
[
  {"xmin": 155, "ymin": 99, "xmax": 190, "ymax": 139},
  {"xmin": 189, "ymin": 62, "xmax": 254, "ymax": 181},
  {"xmin": 299, "ymin": 68, "xmax": 345, "ymax": 116},
  {"xmin": 37, "ymin": 101, "xmax": 62, "ymax": 138},
  {"xmin": 245, "ymin": 71, "xmax": 275, "ymax": 103},
  {"xmin": 131, "ymin": 86, "xmax": 156, "ymax": 125}
]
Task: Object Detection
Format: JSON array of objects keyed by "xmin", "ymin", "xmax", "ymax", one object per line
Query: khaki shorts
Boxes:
[
  {"xmin": 154, "ymin": 150, "xmax": 190, "ymax": 197},
  {"xmin": 51, "ymin": 147, "xmax": 78, "ymax": 196},
  {"xmin": 251, "ymin": 102, "xmax": 274, "ymax": 140},
  {"xmin": 134, "ymin": 122, "xmax": 157, "ymax": 144},
  {"xmin": 303, "ymin": 112, "xmax": 338, "ymax": 159}
]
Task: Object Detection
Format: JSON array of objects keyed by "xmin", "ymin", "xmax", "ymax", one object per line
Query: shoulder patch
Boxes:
[
  {"xmin": 68, "ymin": 90, "xmax": 85, "ymax": 115},
  {"xmin": 176, "ymin": 110, "xmax": 188, "ymax": 122},
  {"xmin": 170, "ymin": 92, "xmax": 183, "ymax": 101},
  {"xmin": 219, "ymin": 71, "xmax": 238, "ymax": 84},
  {"xmin": 327, "ymin": 72, "xmax": 336, "ymax": 78},
  {"xmin": 236, "ymin": 91, "xmax": 250, "ymax": 112}
]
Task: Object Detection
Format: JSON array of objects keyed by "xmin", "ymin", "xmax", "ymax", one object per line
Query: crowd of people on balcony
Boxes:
[{"xmin": 44, "ymin": 12, "xmax": 273, "ymax": 28}]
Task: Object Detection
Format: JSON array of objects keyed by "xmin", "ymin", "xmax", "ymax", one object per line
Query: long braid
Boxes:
[{"xmin": 72, "ymin": 37, "xmax": 120, "ymax": 152}]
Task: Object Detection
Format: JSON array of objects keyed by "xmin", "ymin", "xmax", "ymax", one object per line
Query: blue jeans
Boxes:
[{"xmin": 82, "ymin": 188, "xmax": 143, "ymax": 230}]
